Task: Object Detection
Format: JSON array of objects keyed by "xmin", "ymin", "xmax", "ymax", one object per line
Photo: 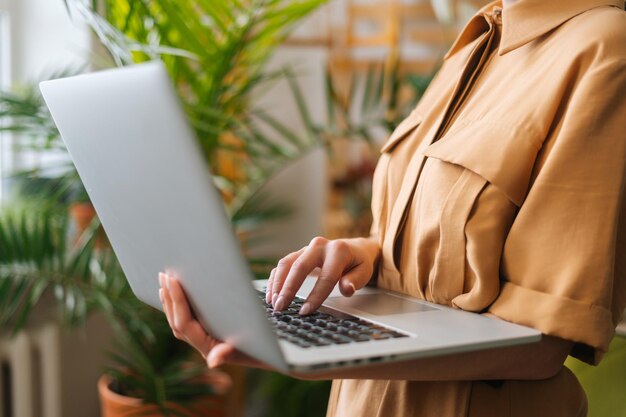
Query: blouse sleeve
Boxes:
[{"xmin": 488, "ymin": 58, "xmax": 626, "ymax": 365}]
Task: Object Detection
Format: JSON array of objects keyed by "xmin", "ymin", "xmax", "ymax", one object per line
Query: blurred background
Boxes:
[{"xmin": 0, "ymin": 1, "xmax": 623, "ymax": 417}]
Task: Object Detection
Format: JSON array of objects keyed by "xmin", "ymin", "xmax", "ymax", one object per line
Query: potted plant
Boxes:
[{"xmin": 97, "ymin": 299, "xmax": 233, "ymax": 417}]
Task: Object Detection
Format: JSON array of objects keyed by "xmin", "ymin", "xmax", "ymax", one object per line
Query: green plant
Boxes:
[
  {"xmin": 67, "ymin": 0, "xmax": 327, "ymax": 199},
  {"xmin": 0, "ymin": 200, "xmax": 127, "ymax": 333}
]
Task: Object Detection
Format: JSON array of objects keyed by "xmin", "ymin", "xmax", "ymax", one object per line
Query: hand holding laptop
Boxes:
[{"xmin": 159, "ymin": 272, "xmax": 263, "ymax": 369}]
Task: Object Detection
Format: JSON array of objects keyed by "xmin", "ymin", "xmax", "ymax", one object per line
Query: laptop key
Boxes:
[
  {"xmin": 310, "ymin": 326, "xmax": 325, "ymax": 334},
  {"xmin": 353, "ymin": 336, "xmax": 371, "ymax": 343},
  {"xmin": 257, "ymin": 289, "xmax": 408, "ymax": 348},
  {"xmin": 311, "ymin": 337, "xmax": 332, "ymax": 346},
  {"xmin": 329, "ymin": 334, "xmax": 352, "ymax": 344},
  {"xmin": 301, "ymin": 316, "xmax": 318, "ymax": 324}
]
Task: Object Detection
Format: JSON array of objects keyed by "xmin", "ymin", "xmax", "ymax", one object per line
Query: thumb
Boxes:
[
  {"xmin": 338, "ymin": 263, "xmax": 373, "ymax": 297},
  {"xmin": 207, "ymin": 343, "xmax": 236, "ymax": 368}
]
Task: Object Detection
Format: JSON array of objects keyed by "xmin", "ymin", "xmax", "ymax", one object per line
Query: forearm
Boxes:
[{"xmin": 292, "ymin": 334, "xmax": 573, "ymax": 382}]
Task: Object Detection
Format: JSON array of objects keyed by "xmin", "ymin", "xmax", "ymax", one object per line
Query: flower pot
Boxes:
[
  {"xmin": 69, "ymin": 202, "xmax": 97, "ymax": 233},
  {"xmin": 98, "ymin": 371, "xmax": 230, "ymax": 417},
  {"xmin": 69, "ymin": 202, "xmax": 107, "ymax": 248}
]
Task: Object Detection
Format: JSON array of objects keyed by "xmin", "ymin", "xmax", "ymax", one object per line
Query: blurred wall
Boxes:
[{"xmin": 1, "ymin": 0, "xmax": 89, "ymax": 82}]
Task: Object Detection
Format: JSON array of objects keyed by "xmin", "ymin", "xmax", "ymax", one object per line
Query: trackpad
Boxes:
[{"xmin": 329, "ymin": 293, "xmax": 438, "ymax": 315}]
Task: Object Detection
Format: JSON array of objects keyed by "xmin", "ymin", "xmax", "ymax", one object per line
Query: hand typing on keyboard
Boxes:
[{"xmin": 266, "ymin": 236, "xmax": 381, "ymax": 315}]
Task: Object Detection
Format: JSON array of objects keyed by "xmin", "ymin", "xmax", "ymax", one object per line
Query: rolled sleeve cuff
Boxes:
[{"xmin": 488, "ymin": 282, "xmax": 614, "ymax": 365}]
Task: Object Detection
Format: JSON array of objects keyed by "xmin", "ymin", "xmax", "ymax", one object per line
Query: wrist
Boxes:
[{"xmin": 346, "ymin": 236, "xmax": 381, "ymax": 272}]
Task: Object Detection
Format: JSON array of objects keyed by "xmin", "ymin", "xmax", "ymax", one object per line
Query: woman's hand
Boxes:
[
  {"xmin": 158, "ymin": 272, "xmax": 265, "ymax": 369},
  {"xmin": 267, "ymin": 236, "xmax": 381, "ymax": 314},
  {"xmin": 158, "ymin": 235, "xmax": 380, "ymax": 369}
]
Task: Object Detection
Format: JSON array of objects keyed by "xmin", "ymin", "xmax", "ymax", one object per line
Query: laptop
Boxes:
[{"xmin": 40, "ymin": 61, "xmax": 540, "ymax": 374}]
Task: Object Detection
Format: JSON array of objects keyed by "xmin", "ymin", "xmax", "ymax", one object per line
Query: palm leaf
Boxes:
[{"xmin": 0, "ymin": 202, "xmax": 130, "ymax": 334}]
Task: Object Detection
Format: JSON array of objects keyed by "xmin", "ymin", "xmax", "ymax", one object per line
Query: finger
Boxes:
[
  {"xmin": 207, "ymin": 343, "xmax": 264, "ymax": 369},
  {"xmin": 275, "ymin": 241, "xmax": 326, "ymax": 310},
  {"xmin": 338, "ymin": 262, "xmax": 373, "ymax": 297},
  {"xmin": 207, "ymin": 343, "xmax": 237, "ymax": 368},
  {"xmin": 266, "ymin": 268, "xmax": 276, "ymax": 304},
  {"xmin": 271, "ymin": 248, "xmax": 304, "ymax": 305},
  {"xmin": 300, "ymin": 241, "xmax": 352, "ymax": 315},
  {"xmin": 167, "ymin": 275, "xmax": 195, "ymax": 326},
  {"xmin": 161, "ymin": 286, "xmax": 184, "ymax": 340},
  {"xmin": 167, "ymin": 276, "xmax": 218, "ymax": 356}
]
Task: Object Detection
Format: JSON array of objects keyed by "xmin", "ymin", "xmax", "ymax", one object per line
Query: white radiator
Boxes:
[{"xmin": 0, "ymin": 323, "xmax": 62, "ymax": 417}]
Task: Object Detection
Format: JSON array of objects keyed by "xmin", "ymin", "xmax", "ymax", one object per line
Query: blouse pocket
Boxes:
[
  {"xmin": 423, "ymin": 120, "xmax": 541, "ymax": 305},
  {"xmin": 423, "ymin": 120, "xmax": 542, "ymax": 207}
]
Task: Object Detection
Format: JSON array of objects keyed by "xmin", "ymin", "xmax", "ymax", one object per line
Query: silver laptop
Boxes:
[{"xmin": 40, "ymin": 61, "xmax": 540, "ymax": 374}]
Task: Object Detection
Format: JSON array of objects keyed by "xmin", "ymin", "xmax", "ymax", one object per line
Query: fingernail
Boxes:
[
  {"xmin": 275, "ymin": 295, "xmax": 286, "ymax": 311},
  {"xmin": 207, "ymin": 354, "xmax": 217, "ymax": 369},
  {"xmin": 265, "ymin": 290, "xmax": 272, "ymax": 304},
  {"xmin": 348, "ymin": 283, "xmax": 356, "ymax": 296},
  {"xmin": 158, "ymin": 288, "xmax": 164, "ymax": 302},
  {"xmin": 165, "ymin": 275, "xmax": 172, "ymax": 290},
  {"xmin": 158, "ymin": 273, "xmax": 165, "ymax": 288},
  {"xmin": 299, "ymin": 302, "xmax": 312, "ymax": 316}
]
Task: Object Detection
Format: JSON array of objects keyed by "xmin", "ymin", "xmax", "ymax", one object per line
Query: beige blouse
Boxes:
[{"xmin": 326, "ymin": 1, "xmax": 626, "ymax": 416}]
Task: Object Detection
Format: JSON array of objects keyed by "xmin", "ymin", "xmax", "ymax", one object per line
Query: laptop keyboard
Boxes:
[{"xmin": 257, "ymin": 290, "xmax": 408, "ymax": 348}]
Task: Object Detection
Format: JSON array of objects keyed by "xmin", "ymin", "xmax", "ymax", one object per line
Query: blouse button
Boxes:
[{"xmin": 492, "ymin": 7, "xmax": 503, "ymax": 24}]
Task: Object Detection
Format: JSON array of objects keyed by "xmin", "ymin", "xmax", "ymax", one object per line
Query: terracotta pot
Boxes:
[
  {"xmin": 69, "ymin": 202, "xmax": 108, "ymax": 248},
  {"xmin": 69, "ymin": 202, "xmax": 97, "ymax": 233},
  {"xmin": 98, "ymin": 372, "xmax": 230, "ymax": 417}
]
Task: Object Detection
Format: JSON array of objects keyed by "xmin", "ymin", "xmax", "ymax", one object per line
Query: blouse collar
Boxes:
[{"xmin": 445, "ymin": 0, "xmax": 625, "ymax": 58}]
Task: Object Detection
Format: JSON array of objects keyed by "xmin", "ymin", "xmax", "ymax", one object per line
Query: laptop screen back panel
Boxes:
[{"xmin": 40, "ymin": 62, "xmax": 287, "ymax": 371}]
